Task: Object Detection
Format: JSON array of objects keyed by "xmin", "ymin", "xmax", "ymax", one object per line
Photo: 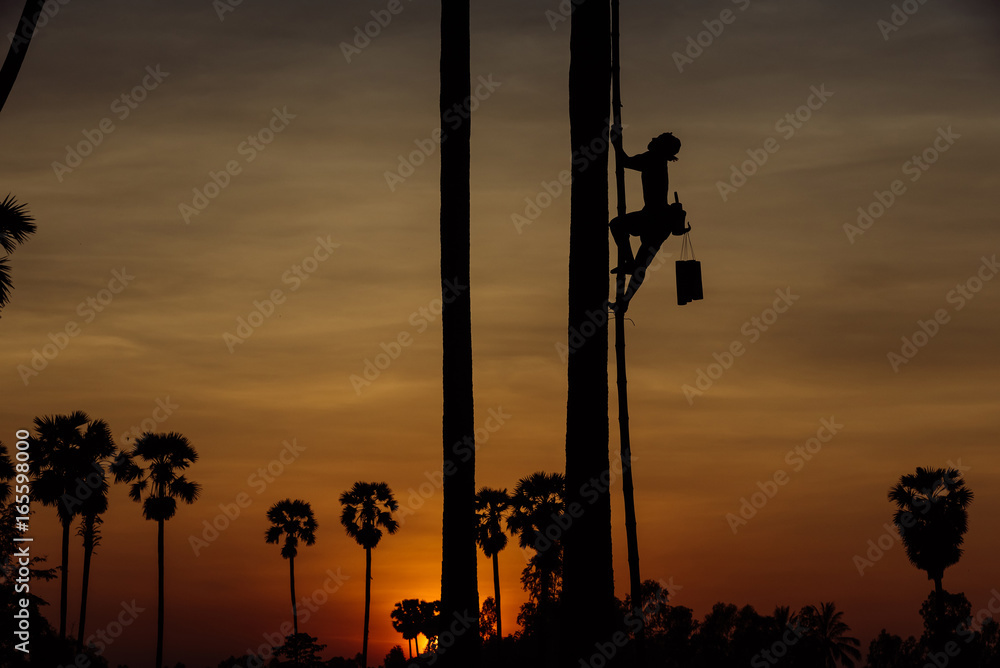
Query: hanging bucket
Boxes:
[{"xmin": 676, "ymin": 233, "xmax": 703, "ymax": 305}]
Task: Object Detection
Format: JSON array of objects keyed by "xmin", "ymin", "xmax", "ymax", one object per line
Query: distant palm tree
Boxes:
[
  {"xmin": 113, "ymin": 432, "xmax": 200, "ymax": 668},
  {"xmin": 390, "ymin": 598, "xmax": 423, "ymax": 658},
  {"xmin": 0, "ymin": 194, "xmax": 36, "ymax": 311},
  {"xmin": 888, "ymin": 467, "xmax": 973, "ymax": 596},
  {"xmin": 507, "ymin": 472, "xmax": 565, "ymax": 607},
  {"xmin": 340, "ymin": 481, "xmax": 399, "ymax": 668},
  {"xmin": 76, "ymin": 491, "xmax": 108, "ymax": 652},
  {"xmin": 800, "ymin": 601, "xmax": 861, "ymax": 668},
  {"xmin": 30, "ymin": 411, "xmax": 114, "ymax": 640},
  {"xmin": 266, "ymin": 499, "xmax": 317, "ymax": 637},
  {"xmin": 475, "ymin": 487, "xmax": 510, "ymax": 642}
]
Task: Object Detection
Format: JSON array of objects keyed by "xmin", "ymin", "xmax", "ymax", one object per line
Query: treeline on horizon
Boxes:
[{"xmin": 1, "ymin": 417, "xmax": 997, "ymax": 668}]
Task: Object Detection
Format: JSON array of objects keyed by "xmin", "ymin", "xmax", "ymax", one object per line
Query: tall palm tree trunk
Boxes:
[
  {"xmin": 563, "ymin": 1, "xmax": 615, "ymax": 666},
  {"xmin": 290, "ymin": 555, "xmax": 298, "ymax": 636},
  {"xmin": 77, "ymin": 515, "xmax": 95, "ymax": 651},
  {"xmin": 440, "ymin": 1, "xmax": 479, "ymax": 666},
  {"xmin": 363, "ymin": 547, "xmax": 372, "ymax": 668},
  {"xmin": 493, "ymin": 552, "xmax": 502, "ymax": 641},
  {"xmin": 59, "ymin": 517, "xmax": 70, "ymax": 639},
  {"xmin": 156, "ymin": 518, "xmax": 164, "ymax": 668},
  {"xmin": 611, "ymin": 0, "xmax": 644, "ymax": 656},
  {"xmin": 0, "ymin": 0, "xmax": 44, "ymax": 113}
]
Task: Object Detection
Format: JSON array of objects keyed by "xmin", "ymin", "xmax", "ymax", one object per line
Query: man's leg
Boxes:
[
  {"xmin": 622, "ymin": 236, "xmax": 666, "ymax": 305},
  {"xmin": 609, "ymin": 212, "xmax": 643, "ymax": 273}
]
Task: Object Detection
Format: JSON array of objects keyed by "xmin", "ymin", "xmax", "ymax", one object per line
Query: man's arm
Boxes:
[{"xmin": 611, "ymin": 126, "xmax": 647, "ymax": 171}]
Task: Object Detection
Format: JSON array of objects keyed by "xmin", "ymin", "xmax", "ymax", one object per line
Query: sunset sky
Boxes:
[{"xmin": 2, "ymin": 0, "xmax": 1000, "ymax": 666}]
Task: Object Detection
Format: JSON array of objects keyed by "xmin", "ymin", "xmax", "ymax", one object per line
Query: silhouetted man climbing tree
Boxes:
[{"xmin": 610, "ymin": 130, "xmax": 689, "ymax": 307}]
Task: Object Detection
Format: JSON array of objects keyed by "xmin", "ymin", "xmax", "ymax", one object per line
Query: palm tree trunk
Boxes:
[
  {"xmin": 0, "ymin": 0, "xmax": 44, "ymax": 114},
  {"xmin": 563, "ymin": 1, "xmax": 614, "ymax": 666},
  {"xmin": 363, "ymin": 546, "xmax": 372, "ymax": 668},
  {"xmin": 440, "ymin": 1, "xmax": 480, "ymax": 666},
  {"xmin": 59, "ymin": 517, "xmax": 70, "ymax": 639},
  {"xmin": 493, "ymin": 552, "xmax": 502, "ymax": 641},
  {"xmin": 156, "ymin": 518, "xmax": 164, "ymax": 668},
  {"xmin": 77, "ymin": 515, "xmax": 95, "ymax": 652},
  {"xmin": 290, "ymin": 555, "xmax": 298, "ymax": 637},
  {"xmin": 611, "ymin": 0, "xmax": 644, "ymax": 657}
]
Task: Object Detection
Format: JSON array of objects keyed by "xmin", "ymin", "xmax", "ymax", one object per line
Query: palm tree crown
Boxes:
[
  {"xmin": 339, "ymin": 481, "xmax": 399, "ymax": 548},
  {"xmin": 475, "ymin": 487, "xmax": 510, "ymax": 558},
  {"xmin": 0, "ymin": 193, "xmax": 37, "ymax": 309},
  {"xmin": 114, "ymin": 432, "xmax": 201, "ymax": 520},
  {"xmin": 801, "ymin": 601, "xmax": 862, "ymax": 668},
  {"xmin": 888, "ymin": 467, "xmax": 973, "ymax": 591},
  {"xmin": 266, "ymin": 498, "xmax": 317, "ymax": 559}
]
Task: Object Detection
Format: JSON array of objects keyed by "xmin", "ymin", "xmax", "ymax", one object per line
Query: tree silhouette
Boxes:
[
  {"xmin": 74, "ymin": 428, "xmax": 120, "ymax": 653},
  {"xmin": 0, "ymin": 194, "xmax": 36, "ymax": 311},
  {"xmin": 29, "ymin": 411, "xmax": 114, "ymax": 640},
  {"xmin": 800, "ymin": 601, "xmax": 861, "ymax": 668},
  {"xmin": 390, "ymin": 598, "xmax": 423, "ymax": 658},
  {"xmin": 113, "ymin": 432, "xmax": 200, "ymax": 668},
  {"xmin": 563, "ymin": 0, "xmax": 615, "ymax": 664},
  {"xmin": 273, "ymin": 632, "xmax": 326, "ymax": 667},
  {"xmin": 507, "ymin": 472, "xmax": 565, "ymax": 607},
  {"xmin": 383, "ymin": 645, "xmax": 407, "ymax": 668},
  {"xmin": 439, "ymin": 0, "xmax": 479, "ymax": 666},
  {"xmin": 265, "ymin": 499, "xmax": 317, "ymax": 638},
  {"xmin": 419, "ymin": 599, "xmax": 442, "ymax": 654},
  {"xmin": 75, "ymin": 510, "xmax": 104, "ymax": 652},
  {"xmin": 339, "ymin": 481, "xmax": 399, "ymax": 668},
  {"xmin": 479, "ymin": 596, "xmax": 498, "ymax": 643},
  {"xmin": 474, "ymin": 487, "xmax": 510, "ymax": 642},
  {"xmin": 888, "ymin": 466, "xmax": 973, "ymax": 597}
]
